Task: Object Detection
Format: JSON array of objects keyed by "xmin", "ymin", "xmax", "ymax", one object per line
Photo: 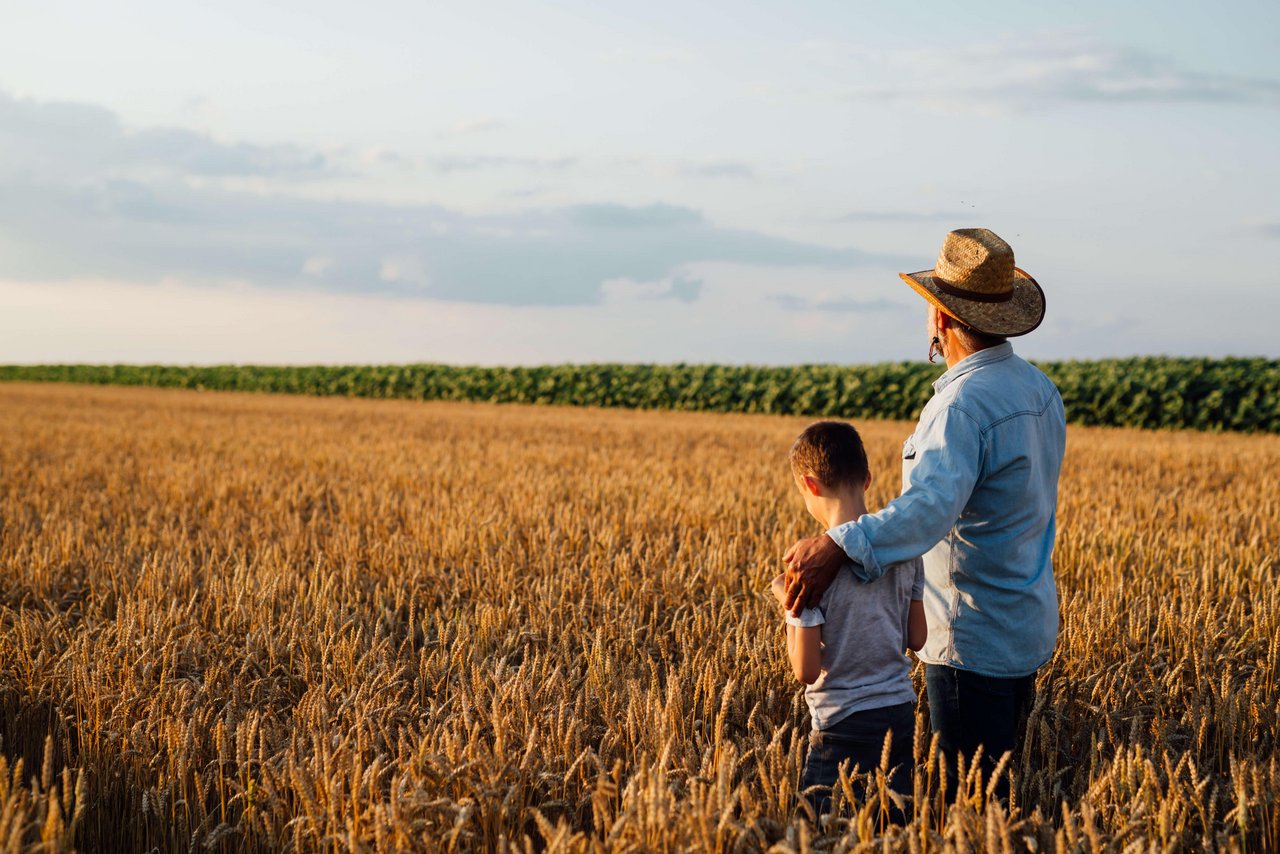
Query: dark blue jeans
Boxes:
[
  {"xmin": 924, "ymin": 664, "xmax": 1035, "ymax": 800},
  {"xmin": 800, "ymin": 702, "xmax": 914, "ymax": 819}
]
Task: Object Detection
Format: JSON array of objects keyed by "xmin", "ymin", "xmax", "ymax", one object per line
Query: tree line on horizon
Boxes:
[{"xmin": 1, "ymin": 357, "xmax": 1277, "ymax": 432}]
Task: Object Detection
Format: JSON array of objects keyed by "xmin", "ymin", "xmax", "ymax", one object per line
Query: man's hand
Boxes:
[{"xmin": 783, "ymin": 534, "xmax": 845, "ymax": 614}]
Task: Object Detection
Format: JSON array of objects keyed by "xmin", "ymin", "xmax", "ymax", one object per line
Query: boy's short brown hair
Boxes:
[{"xmin": 789, "ymin": 421, "xmax": 869, "ymax": 488}]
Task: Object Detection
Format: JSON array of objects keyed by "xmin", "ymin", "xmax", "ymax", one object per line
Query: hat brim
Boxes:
[{"xmin": 900, "ymin": 267, "xmax": 1045, "ymax": 337}]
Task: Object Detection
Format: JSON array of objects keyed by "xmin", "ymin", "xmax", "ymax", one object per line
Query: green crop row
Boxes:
[{"xmin": 2, "ymin": 357, "xmax": 1277, "ymax": 432}]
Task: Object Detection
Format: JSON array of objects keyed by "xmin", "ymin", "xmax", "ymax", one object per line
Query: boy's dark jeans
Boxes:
[
  {"xmin": 924, "ymin": 664, "xmax": 1035, "ymax": 800},
  {"xmin": 800, "ymin": 701, "xmax": 914, "ymax": 819}
]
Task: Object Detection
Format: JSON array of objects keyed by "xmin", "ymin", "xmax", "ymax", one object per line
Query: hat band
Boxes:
[{"xmin": 933, "ymin": 277, "xmax": 1014, "ymax": 303}]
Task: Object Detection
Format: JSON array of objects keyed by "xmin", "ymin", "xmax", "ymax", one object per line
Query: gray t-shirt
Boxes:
[{"xmin": 791, "ymin": 557, "xmax": 924, "ymax": 730}]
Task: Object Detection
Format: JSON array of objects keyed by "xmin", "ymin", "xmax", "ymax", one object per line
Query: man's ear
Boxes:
[
  {"xmin": 934, "ymin": 306, "xmax": 953, "ymax": 332},
  {"xmin": 864, "ymin": 470, "xmax": 873, "ymax": 492},
  {"xmin": 802, "ymin": 475, "xmax": 822, "ymax": 497}
]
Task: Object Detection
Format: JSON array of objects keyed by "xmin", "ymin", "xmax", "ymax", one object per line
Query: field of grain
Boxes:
[{"xmin": 0, "ymin": 382, "xmax": 1276, "ymax": 852}]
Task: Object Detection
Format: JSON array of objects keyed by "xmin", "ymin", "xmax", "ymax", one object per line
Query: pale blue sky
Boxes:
[{"xmin": 1, "ymin": 0, "xmax": 1277, "ymax": 364}]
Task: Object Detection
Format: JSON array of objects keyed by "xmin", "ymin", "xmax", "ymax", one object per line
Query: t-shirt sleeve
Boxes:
[
  {"xmin": 910, "ymin": 559, "xmax": 924, "ymax": 601},
  {"xmin": 785, "ymin": 607, "xmax": 825, "ymax": 628}
]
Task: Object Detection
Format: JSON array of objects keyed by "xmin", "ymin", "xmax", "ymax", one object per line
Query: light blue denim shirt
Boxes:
[{"xmin": 827, "ymin": 343, "xmax": 1066, "ymax": 678}]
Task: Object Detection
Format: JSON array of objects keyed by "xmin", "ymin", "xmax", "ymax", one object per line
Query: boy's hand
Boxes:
[
  {"xmin": 769, "ymin": 573, "xmax": 787, "ymax": 607},
  {"xmin": 783, "ymin": 534, "xmax": 845, "ymax": 613}
]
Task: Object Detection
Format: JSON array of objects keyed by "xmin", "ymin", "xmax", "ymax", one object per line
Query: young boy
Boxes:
[{"xmin": 770, "ymin": 420, "xmax": 927, "ymax": 816}]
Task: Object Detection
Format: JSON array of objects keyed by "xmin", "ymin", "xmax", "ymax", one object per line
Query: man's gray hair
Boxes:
[{"xmin": 953, "ymin": 322, "xmax": 1007, "ymax": 351}]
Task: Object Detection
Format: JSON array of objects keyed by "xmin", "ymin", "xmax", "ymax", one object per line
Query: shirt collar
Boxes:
[{"xmin": 933, "ymin": 341, "xmax": 1014, "ymax": 393}]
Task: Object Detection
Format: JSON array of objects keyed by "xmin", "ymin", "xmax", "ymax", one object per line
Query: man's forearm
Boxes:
[
  {"xmin": 827, "ymin": 484, "xmax": 967, "ymax": 582},
  {"xmin": 826, "ymin": 520, "xmax": 881, "ymax": 581}
]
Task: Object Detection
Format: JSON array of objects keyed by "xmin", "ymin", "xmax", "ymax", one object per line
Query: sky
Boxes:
[{"xmin": 1, "ymin": 0, "xmax": 1278, "ymax": 365}]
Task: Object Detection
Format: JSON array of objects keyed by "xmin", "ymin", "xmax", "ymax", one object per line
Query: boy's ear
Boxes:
[
  {"xmin": 864, "ymin": 470, "xmax": 873, "ymax": 491},
  {"xmin": 801, "ymin": 475, "xmax": 822, "ymax": 496}
]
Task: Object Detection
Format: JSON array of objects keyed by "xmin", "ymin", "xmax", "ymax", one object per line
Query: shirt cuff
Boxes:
[
  {"xmin": 785, "ymin": 608, "xmax": 824, "ymax": 628},
  {"xmin": 826, "ymin": 519, "xmax": 883, "ymax": 581}
]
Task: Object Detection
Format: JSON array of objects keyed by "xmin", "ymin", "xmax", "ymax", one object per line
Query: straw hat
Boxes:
[{"xmin": 899, "ymin": 228, "xmax": 1045, "ymax": 337}]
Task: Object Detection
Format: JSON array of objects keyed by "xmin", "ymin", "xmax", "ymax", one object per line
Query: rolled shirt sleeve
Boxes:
[
  {"xmin": 785, "ymin": 607, "xmax": 825, "ymax": 628},
  {"xmin": 827, "ymin": 403, "xmax": 983, "ymax": 581}
]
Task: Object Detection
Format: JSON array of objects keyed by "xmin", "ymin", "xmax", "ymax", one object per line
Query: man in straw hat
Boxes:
[{"xmin": 783, "ymin": 228, "xmax": 1066, "ymax": 796}]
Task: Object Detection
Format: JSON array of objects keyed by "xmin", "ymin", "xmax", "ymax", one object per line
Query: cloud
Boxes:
[
  {"xmin": 841, "ymin": 36, "xmax": 1280, "ymax": 112},
  {"xmin": 768, "ymin": 294, "xmax": 907, "ymax": 313},
  {"xmin": 437, "ymin": 119, "xmax": 505, "ymax": 137},
  {"xmin": 835, "ymin": 210, "xmax": 971, "ymax": 223},
  {"xmin": 600, "ymin": 274, "xmax": 703, "ymax": 303},
  {"xmin": 1262, "ymin": 224, "xmax": 1280, "ymax": 238},
  {"xmin": 595, "ymin": 45, "xmax": 698, "ymax": 66},
  {"xmin": 683, "ymin": 161, "xmax": 755, "ymax": 179},
  {"xmin": 356, "ymin": 147, "xmax": 416, "ymax": 170},
  {"xmin": 426, "ymin": 154, "xmax": 577, "ymax": 173},
  {"xmin": 0, "ymin": 91, "xmax": 330, "ymax": 180},
  {"xmin": 0, "ymin": 270, "xmax": 917, "ymax": 365},
  {"xmin": 301, "ymin": 256, "xmax": 334, "ymax": 277},
  {"xmin": 378, "ymin": 256, "xmax": 430, "ymax": 289},
  {"xmin": 669, "ymin": 275, "xmax": 702, "ymax": 302},
  {"xmin": 130, "ymin": 128, "xmax": 328, "ymax": 177},
  {"xmin": 0, "ymin": 92, "xmax": 576, "ymax": 183},
  {"xmin": 566, "ymin": 203, "xmax": 703, "ymax": 228},
  {"xmin": 0, "ymin": 91, "xmax": 903, "ymax": 307}
]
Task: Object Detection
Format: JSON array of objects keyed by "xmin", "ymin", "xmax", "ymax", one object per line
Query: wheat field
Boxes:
[{"xmin": 0, "ymin": 382, "xmax": 1276, "ymax": 852}]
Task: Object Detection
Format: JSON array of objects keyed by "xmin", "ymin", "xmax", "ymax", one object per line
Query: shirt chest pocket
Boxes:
[{"xmin": 901, "ymin": 436, "xmax": 919, "ymax": 490}]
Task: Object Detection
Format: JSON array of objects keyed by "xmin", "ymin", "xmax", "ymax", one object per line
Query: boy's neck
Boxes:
[{"xmin": 815, "ymin": 489, "xmax": 869, "ymax": 530}]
